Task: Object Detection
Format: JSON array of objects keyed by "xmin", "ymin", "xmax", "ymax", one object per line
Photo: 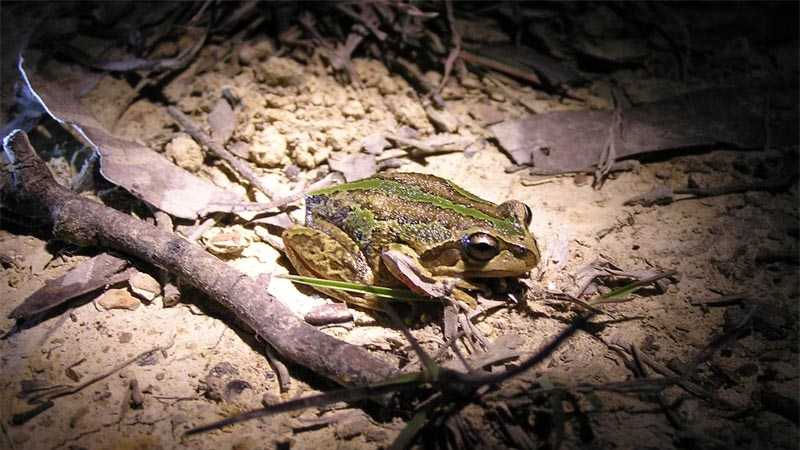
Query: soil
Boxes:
[{"xmin": 1, "ymin": 3, "xmax": 798, "ymax": 450}]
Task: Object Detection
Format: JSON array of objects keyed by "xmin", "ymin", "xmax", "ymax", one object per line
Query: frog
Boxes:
[{"xmin": 281, "ymin": 172, "xmax": 540, "ymax": 310}]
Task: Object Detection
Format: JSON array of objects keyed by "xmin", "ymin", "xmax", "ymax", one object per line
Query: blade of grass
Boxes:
[
  {"xmin": 277, "ymin": 274, "xmax": 441, "ymax": 303},
  {"xmin": 588, "ymin": 270, "xmax": 677, "ymax": 306}
]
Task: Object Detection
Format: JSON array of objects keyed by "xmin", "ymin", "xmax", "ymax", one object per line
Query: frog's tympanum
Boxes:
[{"xmin": 282, "ymin": 172, "xmax": 540, "ymax": 310}]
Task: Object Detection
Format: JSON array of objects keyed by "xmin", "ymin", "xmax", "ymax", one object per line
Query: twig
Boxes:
[
  {"xmin": 60, "ymin": 23, "xmax": 208, "ymax": 73},
  {"xmin": 629, "ymin": 344, "xmax": 686, "ymax": 429},
  {"xmin": 336, "ymin": 3, "xmax": 387, "ymax": 41},
  {"xmin": 168, "ymin": 106, "xmax": 275, "ymax": 198},
  {"xmin": 198, "ymin": 172, "xmax": 337, "ymax": 217},
  {"xmin": 690, "ymin": 293, "xmax": 749, "ymax": 306},
  {"xmin": 23, "ymin": 338, "xmax": 175, "ymax": 404},
  {"xmin": 436, "ymin": 0, "xmax": 461, "ymax": 95},
  {"xmin": 458, "ymin": 50, "xmax": 542, "ymax": 86},
  {"xmin": 673, "ymin": 171, "xmax": 797, "ymax": 197},
  {"xmin": 593, "ymin": 86, "xmax": 624, "ymax": 188},
  {"xmin": 612, "ymin": 339, "xmax": 728, "ymax": 406},
  {"xmin": 298, "ymin": 13, "xmax": 365, "ymax": 89},
  {"xmin": 626, "ymin": 169, "xmax": 797, "ymax": 206},
  {"xmin": 457, "ymin": 311, "xmax": 594, "ymax": 386},
  {"xmin": 393, "ymin": 57, "xmax": 445, "ymax": 108},
  {"xmin": 263, "ymin": 344, "xmax": 292, "ymax": 393}
]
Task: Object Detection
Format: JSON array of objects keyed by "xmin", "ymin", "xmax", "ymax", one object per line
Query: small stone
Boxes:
[
  {"xmin": 309, "ymin": 92, "xmax": 324, "ymax": 106},
  {"xmin": 655, "ymin": 168, "xmax": 673, "ymax": 179},
  {"xmin": 489, "ymin": 90, "xmax": 506, "ymax": 102},
  {"xmin": 384, "ymin": 95, "xmax": 433, "ymax": 134},
  {"xmin": 97, "ymin": 288, "xmax": 140, "ymax": 311},
  {"xmin": 378, "ymin": 76, "xmax": 401, "ymax": 95},
  {"xmin": 250, "ymin": 126, "xmax": 288, "ymax": 167},
  {"xmin": 256, "ymin": 57, "xmax": 306, "ymax": 87},
  {"xmin": 119, "ymin": 332, "xmax": 133, "ymax": 344},
  {"xmin": 289, "ymin": 133, "xmax": 329, "ymax": 168},
  {"xmin": 325, "ymin": 128, "xmax": 351, "ymax": 151},
  {"xmin": 165, "ymin": 133, "xmax": 203, "ymax": 173},
  {"xmin": 224, "ymin": 380, "xmax": 253, "ymax": 403},
  {"xmin": 460, "ymin": 75, "xmax": 481, "ymax": 89},
  {"xmin": 342, "ymin": 99, "xmax": 366, "ymax": 118},
  {"xmin": 304, "ymin": 303, "xmax": 354, "ymax": 326},
  {"xmin": 129, "ymin": 271, "xmax": 161, "ymax": 303},
  {"xmin": 334, "ymin": 415, "xmax": 370, "ymax": 440},
  {"xmin": 238, "ymin": 39, "xmax": 275, "ymax": 65},
  {"xmin": 468, "ymin": 102, "xmax": 505, "ymax": 126},
  {"xmin": 425, "ymin": 105, "xmax": 459, "ymax": 132}
]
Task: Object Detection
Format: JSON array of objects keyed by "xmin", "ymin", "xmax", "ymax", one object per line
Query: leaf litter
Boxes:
[{"xmin": 0, "ymin": 2, "xmax": 797, "ymax": 449}]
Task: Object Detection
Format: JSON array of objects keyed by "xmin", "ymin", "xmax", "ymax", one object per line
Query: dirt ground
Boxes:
[{"xmin": 1, "ymin": 3, "xmax": 798, "ymax": 450}]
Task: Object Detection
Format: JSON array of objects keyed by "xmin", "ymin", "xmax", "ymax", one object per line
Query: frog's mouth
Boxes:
[
  {"xmin": 426, "ymin": 248, "xmax": 538, "ymax": 278},
  {"xmin": 463, "ymin": 249, "xmax": 538, "ymax": 277}
]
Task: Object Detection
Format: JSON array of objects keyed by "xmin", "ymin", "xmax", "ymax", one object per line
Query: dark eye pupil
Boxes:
[
  {"xmin": 522, "ymin": 204, "xmax": 533, "ymax": 227},
  {"xmin": 465, "ymin": 233, "xmax": 499, "ymax": 261}
]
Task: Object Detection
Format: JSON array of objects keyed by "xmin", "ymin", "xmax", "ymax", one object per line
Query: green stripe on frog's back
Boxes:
[{"xmin": 308, "ymin": 174, "xmax": 524, "ymax": 237}]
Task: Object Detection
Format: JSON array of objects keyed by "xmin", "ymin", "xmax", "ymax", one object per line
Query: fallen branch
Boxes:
[
  {"xmin": 625, "ymin": 169, "xmax": 797, "ymax": 206},
  {"xmin": 2, "ymin": 130, "xmax": 400, "ymax": 387}
]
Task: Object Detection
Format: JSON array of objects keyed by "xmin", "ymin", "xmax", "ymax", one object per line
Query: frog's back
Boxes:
[
  {"xmin": 309, "ymin": 173, "xmax": 501, "ymax": 225},
  {"xmin": 306, "ymin": 172, "xmax": 526, "ymax": 246}
]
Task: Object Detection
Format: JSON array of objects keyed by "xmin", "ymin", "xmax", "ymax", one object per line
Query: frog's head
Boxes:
[{"xmin": 419, "ymin": 200, "xmax": 541, "ymax": 278}]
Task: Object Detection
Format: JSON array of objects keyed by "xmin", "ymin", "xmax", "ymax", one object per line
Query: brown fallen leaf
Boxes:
[
  {"xmin": 327, "ymin": 151, "xmax": 378, "ymax": 182},
  {"xmin": 490, "ymin": 88, "xmax": 799, "ymax": 174},
  {"xmin": 208, "ymin": 98, "xmax": 236, "ymax": 144},
  {"xmin": 18, "ymin": 59, "xmax": 253, "ymax": 219},
  {"xmin": 8, "ymin": 253, "xmax": 129, "ymax": 319}
]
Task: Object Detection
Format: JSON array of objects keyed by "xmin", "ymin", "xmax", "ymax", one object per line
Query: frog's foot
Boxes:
[
  {"xmin": 451, "ymin": 289, "xmax": 478, "ymax": 310},
  {"xmin": 381, "ymin": 247, "xmax": 478, "ymax": 309}
]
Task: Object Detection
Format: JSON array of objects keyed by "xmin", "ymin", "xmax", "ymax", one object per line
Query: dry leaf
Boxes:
[
  {"xmin": 8, "ymin": 253, "xmax": 128, "ymax": 319},
  {"xmin": 490, "ymin": 88, "xmax": 799, "ymax": 174},
  {"xmin": 19, "ymin": 61, "xmax": 246, "ymax": 219}
]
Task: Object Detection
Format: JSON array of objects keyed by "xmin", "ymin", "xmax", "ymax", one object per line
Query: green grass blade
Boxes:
[
  {"xmin": 277, "ymin": 274, "xmax": 441, "ymax": 303},
  {"xmin": 588, "ymin": 270, "xmax": 677, "ymax": 305}
]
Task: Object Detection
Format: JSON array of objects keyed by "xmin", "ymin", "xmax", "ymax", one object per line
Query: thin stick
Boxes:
[
  {"xmin": 26, "ymin": 338, "xmax": 175, "ymax": 404},
  {"xmin": 168, "ymin": 106, "xmax": 275, "ymax": 198}
]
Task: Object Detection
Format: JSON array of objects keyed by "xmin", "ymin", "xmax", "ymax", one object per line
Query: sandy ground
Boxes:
[{"xmin": 1, "ymin": 3, "xmax": 798, "ymax": 449}]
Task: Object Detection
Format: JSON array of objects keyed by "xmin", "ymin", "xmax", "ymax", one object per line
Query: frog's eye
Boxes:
[
  {"xmin": 501, "ymin": 201, "xmax": 533, "ymax": 227},
  {"xmin": 521, "ymin": 203, "xmax": 533, "ymax": 227},
  {"xmin": 464, "ymin": 232, "xmax": 500, "ymax": 261}
]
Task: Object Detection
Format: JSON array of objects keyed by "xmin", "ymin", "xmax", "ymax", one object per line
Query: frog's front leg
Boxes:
[
  {"xmin": 281, "ymin": 225, "xmax": 382, "ymax": 311},
  {"xmin": 381, "ymin": 244, "xmax": 478, "ymax": 309}
]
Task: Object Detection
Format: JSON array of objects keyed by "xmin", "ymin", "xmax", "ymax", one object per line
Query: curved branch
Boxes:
[{"xmin": 2, "ymin": 129, "xmax": 399, "ymax": 387}]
